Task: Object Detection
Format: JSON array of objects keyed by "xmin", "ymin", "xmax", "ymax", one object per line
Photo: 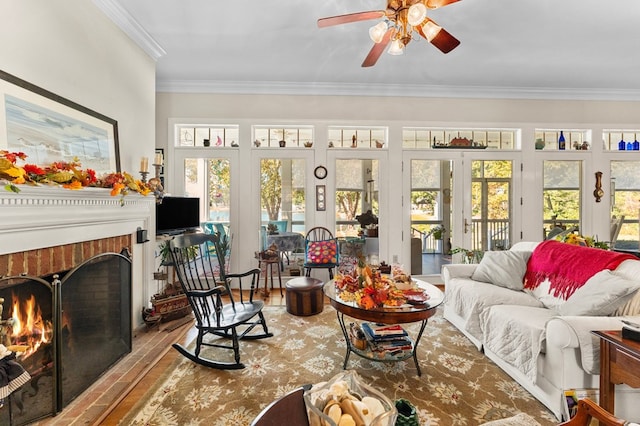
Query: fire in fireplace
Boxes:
[{"xmin": 0, "ymin": 250, "xmax": 132, "ymax": 426}]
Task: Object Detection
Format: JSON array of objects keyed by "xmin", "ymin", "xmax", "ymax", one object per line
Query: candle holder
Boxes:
[
  {"xmin": 148, "ymin": 163, "xmax": 165, "ymax": 201},
  {"xmin": 139, "ymin": 171, "xmax": 149, "ymax": 183}
]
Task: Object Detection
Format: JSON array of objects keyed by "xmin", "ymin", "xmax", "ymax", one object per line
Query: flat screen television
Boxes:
[{"xmin": 156, "ymin": 196, "xmax": 201, "ymax": 235}]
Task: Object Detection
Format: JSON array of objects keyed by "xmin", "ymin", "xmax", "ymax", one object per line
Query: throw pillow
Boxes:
[
  {"xmin": 558, "ymin": 270, "xmax": 640, "ymax": 316},
  {"xmin": 305, "ymin": 239, "xmax": 338, "ymax": 265},
  {"xmin": 471, "ymin": 250, "xmax": 531, "ymax": 291}
]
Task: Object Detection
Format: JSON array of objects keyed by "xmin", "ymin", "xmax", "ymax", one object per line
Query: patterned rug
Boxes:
[{"xmin": 123, "ymin": 306, "xmax": 557, "ymax": 425}]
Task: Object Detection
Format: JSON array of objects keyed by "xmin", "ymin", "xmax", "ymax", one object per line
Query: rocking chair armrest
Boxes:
[
  {"xmin": 184, "ymin": 286, "xmax": 226, "ymax": 298},
  {"xmin": 225, "ymin": 268, "xmax": 261, "ymax": 280}
]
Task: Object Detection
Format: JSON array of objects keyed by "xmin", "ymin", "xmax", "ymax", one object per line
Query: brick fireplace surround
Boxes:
[{"xmin": 0, "ymin": 234, "xmax": 132, "ymax": 278}]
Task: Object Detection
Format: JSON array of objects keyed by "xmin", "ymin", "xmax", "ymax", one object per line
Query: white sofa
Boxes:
[{"xmin": 442, "ymin": 241, "xmax": 640, "ymax": 421}]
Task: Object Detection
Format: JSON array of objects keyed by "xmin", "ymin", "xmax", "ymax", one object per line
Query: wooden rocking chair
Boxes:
[{"xmin": 169, "ymin": 232, "xmax": 272, "ymax": 369}]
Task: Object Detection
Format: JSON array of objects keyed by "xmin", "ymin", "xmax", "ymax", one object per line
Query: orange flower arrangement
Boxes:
[
  {"xmin": 0, "ymin": 150, "xmax": 151, "ymax": 199},
  {"xmin": 335, "ymin": 259, "xmax": 407, "ymax": 309}
]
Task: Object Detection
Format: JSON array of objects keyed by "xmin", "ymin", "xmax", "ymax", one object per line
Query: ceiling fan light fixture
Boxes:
[
  {"xmin": 369, "ymin": 21, "xmax": 388, "ymax": 43},
  {"xmin": 387, "ymin": 38, "xmax": 405, "ymax": 55},
  {"xmin": 407, "ymin": 3, "xmax": 428, "ymax": 26},
  {"xmin": 422, "ymin": 20, "xmax": 442, "ymax": 41}
]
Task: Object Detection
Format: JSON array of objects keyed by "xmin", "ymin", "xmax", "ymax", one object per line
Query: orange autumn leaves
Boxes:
[{"xmin": 1, "ymin": 150, "xmax": 151, "ymax": 198}]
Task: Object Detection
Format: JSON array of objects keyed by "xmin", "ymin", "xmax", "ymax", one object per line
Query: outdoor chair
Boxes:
[
  {"xmin": 303, "ymin": 226, "xmax": 338, "ymax": 280},
  {"xmin": 169, "ymin": 232, "xmax": 272, "ymax": 370},
  {"xmin": 558, "ymin": 398, "xmax": 626, "ymax": 426}
]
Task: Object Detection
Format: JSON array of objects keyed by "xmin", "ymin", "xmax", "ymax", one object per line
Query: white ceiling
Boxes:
[{"xmin": 102, "ymin": 0, "xmax": 640, "ymax": 100}]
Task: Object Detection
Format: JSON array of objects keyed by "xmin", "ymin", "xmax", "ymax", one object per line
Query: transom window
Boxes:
[
  {"xmin": 253, "ymin": 126, "xmax": 314, "ymax": 148},
  {"xmin": 177, "ymin": 125, "xmax": 239, "ymax": 148},
  {"xmin": 402, "ymin": 128, "xmax": 518, "ymax": 150},
  {"xmin": 327, "ymin": 127, "xmax": 387, "ymax": 149}
]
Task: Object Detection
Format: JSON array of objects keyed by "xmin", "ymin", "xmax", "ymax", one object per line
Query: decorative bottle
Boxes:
[
  {"xmin": 558, "ymin": 131, "xmax": 566, "ymax": 150},
  {"xmin": 634, "ymin": 139, "xmax": 640, "ymax": 150},
  {"xmin": 627, "ymin": 141, "xmax": 633, "ymax": 150},
  {"xmin": 619, "ymin": 138, "xmax": 626, "ymax": 150}
]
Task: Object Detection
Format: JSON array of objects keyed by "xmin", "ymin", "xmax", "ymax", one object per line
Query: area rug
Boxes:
[{"xmin": 123, "ymin": 306, "xmax": 558, "ymax": 426}]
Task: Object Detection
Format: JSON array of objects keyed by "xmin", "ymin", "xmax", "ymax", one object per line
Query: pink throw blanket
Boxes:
[{"xmin": 523, "ymin": 240, "xmax": 636, "ymax": 300}]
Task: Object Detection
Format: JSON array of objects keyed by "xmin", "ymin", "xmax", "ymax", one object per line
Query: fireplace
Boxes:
[
  {"xmin": 0, "ymin": 185, "xmax": 155, "ymax": 423},
  {"xmin": 0, "ymin": 250, "xmax": 132, "ymax": 425}
]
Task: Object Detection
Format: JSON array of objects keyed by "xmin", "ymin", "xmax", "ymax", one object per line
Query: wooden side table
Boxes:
[
  {"xmin": 592, "ymin": 330, "xmax": 640, "ymax": 415},
  {"xmin": 258, "ymin": 257, "xmax": 282, "ymax": 297}
]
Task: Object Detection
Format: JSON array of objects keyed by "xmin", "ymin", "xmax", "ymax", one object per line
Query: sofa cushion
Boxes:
[
  {"xmin": 613, "ymin": 260, "xmax": 640, "ymax": 316},
  {"xmin": 481, "ymin": 305, "xmax": 557, "ymax": 382},
  {"xmin": 471, "ymin": 250, "xmax": 531, "ymax": 290},
  {"xmin": 557, "ymin": 270, "xmax": 640, "ymax": 316},
  {"xmin": 445, "ymin": 277, "xmax": 542, "ymax": 343}
]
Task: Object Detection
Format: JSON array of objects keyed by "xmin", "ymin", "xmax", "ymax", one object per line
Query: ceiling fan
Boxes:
[{"xmin": 318, "ymin": 0, "xmax": 461, "ymax": 67}]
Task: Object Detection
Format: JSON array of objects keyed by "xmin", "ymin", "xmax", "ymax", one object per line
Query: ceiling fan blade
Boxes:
[
  {"xmin": 361, "ymin": 28, "xmax": 394, "ymax": 67},
  {"xmin": 416, "ymin": 22, "xmax": 460, "ymax": 54},
  {"xmin": 317, "ymin": 11, "xmax": 385, "ymax": 28},
  {"xmin": 426, "ymin": 0, "xmax": 461, "ymax": 9}
]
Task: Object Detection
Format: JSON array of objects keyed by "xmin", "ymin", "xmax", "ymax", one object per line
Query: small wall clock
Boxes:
[{"xmin": 314, "ymin": 165, "xmax": 327, "ymax": 180}]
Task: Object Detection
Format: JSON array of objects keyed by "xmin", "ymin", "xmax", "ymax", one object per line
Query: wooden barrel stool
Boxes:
[{"xmin": 285, "ymin": 277, "xmax": 324, "ymax": 316}]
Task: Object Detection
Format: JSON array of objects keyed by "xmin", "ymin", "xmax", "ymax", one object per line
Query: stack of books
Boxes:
[
  {"xmin": 361, "ymin": 323, "xmax": 413, "ymax": 358},
  {"xmin": 622, "ymin": 319, "xmax": 640, "ymax": 342}
]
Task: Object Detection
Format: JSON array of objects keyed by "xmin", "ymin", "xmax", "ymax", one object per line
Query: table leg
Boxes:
[
  {"xmin": 411, "ymin": 320, "xmax": 428, "ymax": 377},
  {"xmin": 599, "ymin": 338, "xmax": 615, "ymax": 413},
  {"xmin": 336, "ymin": 312, "xmax": 352, "ymax": 370}
]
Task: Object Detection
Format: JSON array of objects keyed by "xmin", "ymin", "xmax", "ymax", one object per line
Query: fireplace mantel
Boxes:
[
  {"xmin": 0, "ymin": 186, "xmax": 155, "ymax": 254},
  {"xmin": 0, "ymin": 185, "xmax": 156, "ymax": 327}
]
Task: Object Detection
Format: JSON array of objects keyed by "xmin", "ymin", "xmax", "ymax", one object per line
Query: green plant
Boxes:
[
  {"xmin": 428, "ymin": 225, "xmax": 445, "ymax": 240},
  {"xmin": 450, "ymin": 246, "xmax": 484, "ymax": 264}
]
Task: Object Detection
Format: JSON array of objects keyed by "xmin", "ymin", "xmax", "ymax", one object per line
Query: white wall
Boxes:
[
  {"xmin": 156, "ymin": 92, "xmax": 640, "ymax": 272},
  {"xmin": 1, "ymin": 0, "xmax": 158, "ymax": 326}
]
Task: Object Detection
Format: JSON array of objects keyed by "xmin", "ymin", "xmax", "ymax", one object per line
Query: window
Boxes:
[
  {"xmin": 402, "ymin": 128, "xmax": 518, "ymax": 150},
  {"xmin": 253, "ymin": 126, "xmax": 313, "ymax": 148},
  {"xmin": 260, "ymin": 158, "xmax": 306, "ymax": 233},
  {"xmin": 328, "ymin": 127, "xmax": 387, "ymax": 149},
  {"xmin": 611, "ymin": 161, "xmax": 640, "ymax": 249},
  {"xmin": 335, "ymin": 159, "xmax": 378, "ymax": 237},
  {"xmin": 543, "ymin": 160, "xmax": 582, "ymax": 237},
  {"xmin": 534, "ymin": 129, "xmax": 590, "ymax": 151},
  {"xmin": 410, "ymin": 160, "xmax": 448, "ymax": 253},
  {"xmin": 603, "ymin": 130, "xmax": 640, "ymax": 151},
  {"xmin": 184, "ymin": 158, "xmax": 231, "ymax": 223},
  {"xmin": 177, "ymin": 125, "xmax": 239, "ymax": 148}
]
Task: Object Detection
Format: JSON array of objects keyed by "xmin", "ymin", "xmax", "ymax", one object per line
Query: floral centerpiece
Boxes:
[
  {"xmin": 555, "ymin": 231, "xmax": 609, "ymax": 250},
  {"xmin": 0, "ymin": 150, "xmax": 151, "ymax": 200},
  {"xmin": 335, "ymin": 259, "xmax": 427, "ymax": 309}
]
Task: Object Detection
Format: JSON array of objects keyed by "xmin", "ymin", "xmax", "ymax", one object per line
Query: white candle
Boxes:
[
  {"xmin": 154, "ymin": 152, "xmax": 163, "ymax": 166},
  {"xmin": 140, "ymin": 157, "xmax": 148, "ymax": 172}
]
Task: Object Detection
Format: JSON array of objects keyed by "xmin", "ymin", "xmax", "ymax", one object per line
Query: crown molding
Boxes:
[
  {"xmin": 156, "ymin": 79, "xmax": 640, "ymax": 102},
  {"xmin": 93, "ymin": 0, "xmax": 166, "ymax": 61}
]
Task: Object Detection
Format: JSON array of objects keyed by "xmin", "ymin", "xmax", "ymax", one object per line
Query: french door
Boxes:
[{"xmin": 404, "ymin": 151, "xmax": 520, "ymax": 272}]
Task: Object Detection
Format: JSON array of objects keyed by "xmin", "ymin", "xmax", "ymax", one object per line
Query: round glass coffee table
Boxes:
[{"xmin": 323, "ymin": 279, "xmax": 444, "ymax": 376}]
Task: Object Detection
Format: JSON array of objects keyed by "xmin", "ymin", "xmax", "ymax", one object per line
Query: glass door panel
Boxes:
[
  {"xmin": 335, "ymin": 159, "xmax": 379, "ymax": 263},
  {"xmin": 184, "ymin": 158, "xmax": 231, "ymax": 225},
  {"xmin": 260, "ymin": 158, "xmax": 306, "ymax": 234},
  {"xmin": 410, "ymin": 159, "xmax": 453, "ymax": 274},
  {"xmin": 543, "ymin": 160, "xmax": 582, "ymax": 238},
  {"xmin": 610, "ymin": 161, "xmax": 640, "ymax": 250},
  {"xmin": 470, "ymin": 160, "xmax": 512, "ymax": 251}
]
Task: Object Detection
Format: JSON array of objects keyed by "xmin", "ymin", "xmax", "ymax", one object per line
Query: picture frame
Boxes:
[
  {"xmin": 0, "ymin": 70, "xmax": 120, "ymax": 174},
  {"xmin": 316, "ymin": 185, "xmax": 326, "ymax": 211}
]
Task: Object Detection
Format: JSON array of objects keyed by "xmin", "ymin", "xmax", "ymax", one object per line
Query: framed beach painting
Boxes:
[{"xmin": 0, "ymin": 70, "xmax": 120, "ymax": 174}]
